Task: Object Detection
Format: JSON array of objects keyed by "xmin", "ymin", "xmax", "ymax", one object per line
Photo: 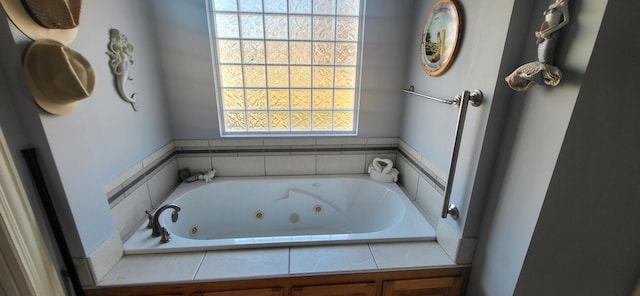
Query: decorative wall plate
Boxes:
[{"xmin": 420, "ymin": 0, "xmax": 462, "ymax": 76}]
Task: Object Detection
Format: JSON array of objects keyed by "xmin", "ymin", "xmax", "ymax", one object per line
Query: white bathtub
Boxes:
[{"xmin": 124, "ymin": 175, "xmax": 436, "ymax": 254}]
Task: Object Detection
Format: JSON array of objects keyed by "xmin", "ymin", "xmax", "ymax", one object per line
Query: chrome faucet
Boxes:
[{"xmin": 151, "ymin": 204, "xmax": 181, "ymax": 243}]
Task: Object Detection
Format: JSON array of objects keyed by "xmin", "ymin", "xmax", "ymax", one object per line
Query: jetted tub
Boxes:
[{"xmin": 124, "ymin": 175, "xmax": 436, "ymax": 254}]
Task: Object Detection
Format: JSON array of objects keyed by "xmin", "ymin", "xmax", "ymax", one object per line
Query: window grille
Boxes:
[{"xmin": 209, "ymin": 0, "xmax": 363, "ymax": 135}]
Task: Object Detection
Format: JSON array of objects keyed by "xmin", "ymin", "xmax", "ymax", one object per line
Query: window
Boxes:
[{"xmin": 209, "ymin": 0, "xmax": 363, "ymax": 136}]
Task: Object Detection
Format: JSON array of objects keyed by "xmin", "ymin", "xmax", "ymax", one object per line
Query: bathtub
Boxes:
[{"xmin": 124, "ymin": 175, "xmax": 436, "ymax": 254}]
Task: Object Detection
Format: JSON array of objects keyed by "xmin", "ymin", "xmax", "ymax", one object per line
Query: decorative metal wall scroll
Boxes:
[{"xmin": 106, "ymin": 28, "xmax": 139, "ymax": 110}]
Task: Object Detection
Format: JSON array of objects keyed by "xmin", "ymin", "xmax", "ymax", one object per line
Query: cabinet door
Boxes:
[
  {"xmin": 382, "ymin": 277, "xmax": 463, "ymax": 296},
  {"xmin": 193, "ymin": 287, "xmax": 283, "ymax": 296},
  {"xmin": 291, "ymin": 283, "xmax": 376, "ymax": 296}
]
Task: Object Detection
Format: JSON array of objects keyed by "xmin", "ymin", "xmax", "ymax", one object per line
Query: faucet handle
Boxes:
[
  {"xmin": 145, "ymin": 210, "xmax": 153, "ymax": 229},
  {"xmin": 159, "ymin": 227, "xmax": 171, "ymax": 244}
]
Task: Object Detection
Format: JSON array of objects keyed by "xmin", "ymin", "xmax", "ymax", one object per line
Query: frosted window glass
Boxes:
[
  {"xmin": 290, "ymin": 42, "xmax": 311, "ymax": 64},
  {"xmin": 313, "ymin": 67, "xmax": 334, "ymax": 87},
  {"xmin": 265, "ymin": 0, "xmax": 287, "ymax": 13},
  {"xmin": 222, "ymin": 89, "xmax": 245, "ymax": 110},
  {"xmin": 225, "ymin": 111, "xmax": 247, "ymax": 131},
  {"xmin": 313, "ymin": 90, "xmax": 333, "ymax": 109},
  {"xmin": 335, "ymin": 43, "xmax": 357, "ymax": 65},
  {"xmin": 336, "ymin": 17, "xmax": 359, "ymax": 41},
  {"xmin": 218, "ymin": 40, "xmax": 241, "ymax": 63},
  {"xmin": 266, "ymin": 41, "xmax": 289, "ymax": 64},
  {"xmin": 334, "ymin": 111, "xmax": 353, "ymax": 130},
  {"xmin": 337, "ymin": 0, "xmax": 359, "ymax": 15},
  {"xmin": 290, "ymin": 66, "xmax": 311, "ymax": 87},
  {"xmin": 312, "ymin": 111, "xmax": 332, "ymax": 130},
  {"xmin": 267, "ymin": 66, "xmax": 290, "ymax": 87},
  {"xmin": 270, "ymin": 111, "xmax": 290, "ymax": 130},
  {"xmin": 291, "ymin": 111, "xmax": 311, "ymax": 130},
  {"xmin": 211, "ymin": 0, "xmax": 361, "ymax": 134},
  {"xmin": 313, "ymin": 17, "xmax": 335, "ymax": 40},
  {"xmin": 246, "ymin": 89, "xmax": 267, "ymax": 109},
  {"xmin": 241, "ymin": 14, "xmax": 264, "ymax": 39},
  {"xmin": 291, "ymin": 90, "xmax": 311, "ymax": 109},
  {"xmin": 268, "ymin": 89, "xmax": 290, "ymax": 109},
  {"xmin": 215, "ymin": 0, "xmax": 236, "ymax": 12},
  {"xmin": 239, "ymin": 0, "xmax": 262, "ymax": 12},
  {"xmin": 335, "ymin": 67, "xmax": 356, "ymax": 88},
  {"xmin": 289, "ymin": 0, "xmax": 311, "ymax": 14},
  {"xmin": 289, "ymin": 16, "xmax": 312, "ymax": 40},
  {"xmin": 220, "ymin": 65, "xmax": 243, "ymax": 87},
  {"xmin": 215, "ymin": 13, "xmax": 239, "ymax": 38},
  {"xmin": 265, "ymin": 15, "xmax": 288, "ymax": 39},
  {"xmin": 334, "ymin": 89, "xmax": 354, "ymax": 109},
  {"xmin": 242, "ymin": 41, "xmax": 265, "ymax": 64},
  {"xmin": 244, "ymin": 65, "xmax": 266, "ymax": 87},
  {"xmin": 313, "ymin": 42, "xmax": 334, "ymax": 65},
  {"xmin": 248, "ymin": 111, "xmax": 268, "ymax": 130},
  {"xmin": 314, "ymin": 0, "xmax": 336, "ymax": 15}
]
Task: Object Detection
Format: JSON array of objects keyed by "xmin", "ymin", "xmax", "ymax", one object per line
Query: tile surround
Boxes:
[
  {"xmin": 98, "ymin": 241, "xmax": 456, "ymax": 286},
  {"xmin": 98, "ymin": 137, "xmax": 472, "ymax": 285},
  {"xmin": 369, "ymin": 242, "xmax": 455, "ymax": 268},
  {"xmin": 289, "ymin": 244, "xmax": 378, "ymax": 274},
  {"xmin": 99, "ymin": 252, "xmax": 205, "ymax": 285},
  {"xmin": 195, "ymin": 248, "xmax": 289, "ymax": 280}
]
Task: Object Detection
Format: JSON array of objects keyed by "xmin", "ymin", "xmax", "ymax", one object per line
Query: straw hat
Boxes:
[
  {"xmin": 23, "ymin": 39, "xmax": 95, "ymax": 115},
  {"xmin": 0, "ymin": 0, "xmax": 81, "ymax": 45}
]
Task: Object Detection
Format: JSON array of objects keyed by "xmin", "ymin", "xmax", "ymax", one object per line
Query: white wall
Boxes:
[
  {"xmin": 1, "ymin": 0, "xmax": 173, "ymax": 257},
  {"xmin": 154, "ymin": 0, "xmax": 413, "ymax": 139},
  {"xmin": 467, "ymin": 0, "xmax": 610, "ymax": 295},
  {"xmin": 513, "ymin": 1, "xmax": 640, "ymax": 294},
  {"xmin": 401, "ymin": 0, "xmax": 517, "ymax": 239}
]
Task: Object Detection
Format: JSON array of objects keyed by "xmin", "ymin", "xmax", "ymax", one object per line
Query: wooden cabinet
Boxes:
[
  {"xmin": 84, "ymin": 267, "xmax": 469, "ymax": 296},
  {"xmin": 292, "ymin": 283, "xmax": 376, "ymax": 296},
  {"xmin": 382, "ymin": 277, "xmax": 463, "ymax": 296},
  {"xmin": 193, "ymin": 288, "xmax": 283, "ymax": 296}
]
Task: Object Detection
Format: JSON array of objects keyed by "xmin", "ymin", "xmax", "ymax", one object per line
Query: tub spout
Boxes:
[{"xmin": 151, "ymin": 204, "xmax": 181, "ymax": 238}]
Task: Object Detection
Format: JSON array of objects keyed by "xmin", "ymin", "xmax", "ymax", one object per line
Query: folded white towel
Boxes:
[
  {"xmin": 367, "ymin": 158, "xmax": 398, "ymax": 183},
  {"xmin": 369, "ymin": 168, "xmax": 399, "ymax": 183},
  {"xmin": 369, "ymin": 158, "xmax": 394, "ymax": 174}
]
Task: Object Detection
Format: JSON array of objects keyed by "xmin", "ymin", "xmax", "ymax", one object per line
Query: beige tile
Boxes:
[
  {"xmin": 88, "ymin": 232, "xmax": 124, "ymax": 283},
  {"xmin": 147, "ymin": 160, "xmax": 179, "ymax": 207},
  {"xmin": 265, "ymin": 155, "xmax": 316, "ymax": 175},
  {"xmin": 195, "ymin": 248, "xmax": 289, "ymax": 280},
  {"xmin": 177, "ymin": 157, "xmax": 213, "ymax": 173},
  {"xmin": 210, "ymin": 138, "xmax": 264, "ymax": 147},
  {"xmin": 73, "ymin": 257, "xmax": 95, "ymax": 286},
  {"xmin": 111, "ymin": 185, "xmax": 153, "ymax": 239},
  {"xmin": 99, "ymin": 252, "xmax": 205, "ymax": 286},
  {"xmin": 436, "ymin": 220, "xmax": 476, "ymax": 264},
  {"xmin": 264, "ymin": 138, "xmax": 316, "ymax": 146},
  {"xmin": 369, "ymin": 241, "xmax": 455, "ymax": 269},
  {"xmin": 316, "ymin": 154, "xmax": 366, "ymax": 174},
  {"xmin": 212, "ymin": 156, "xmax": 265, "ymax": 176},
  {"xmin": 290, "ymin": 245, "xmax": 376, "ymax": 274},
  {"xmin": 396, "ymin": 156, "xmax": 419, "ymax": 199},
  {"xmin": 436, "ymin": 219, "xmax": 460, "ymax": 263},
  {"xmin": 366, "ymin": 137, "xmax": 398, "ymax": 145},
  {"xmin": 316, "ymin": 137, "xmax": 367, "ymax": 145},
  {"xmin": 415, "ymin": 176, "xmax": 444, "ymax": 227}
]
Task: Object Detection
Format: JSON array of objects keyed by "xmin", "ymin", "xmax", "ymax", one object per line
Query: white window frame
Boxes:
[{"xmin": 207, "ymin": 0, "xmax": 366, "ymax": 137}]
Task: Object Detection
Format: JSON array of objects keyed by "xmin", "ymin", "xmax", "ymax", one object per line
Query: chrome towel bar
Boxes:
[
  {"xmin": 401, "ymin": 85, "xmax": 482, "ymax": 107},
  {"xmin": 401, "ymin": 86, "xmax": 483, "ymax": 220}
]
